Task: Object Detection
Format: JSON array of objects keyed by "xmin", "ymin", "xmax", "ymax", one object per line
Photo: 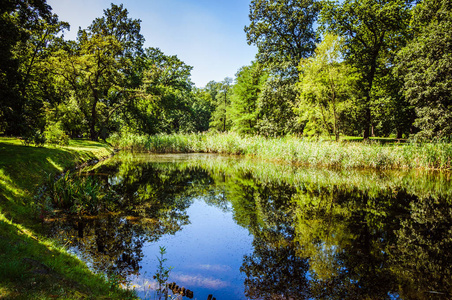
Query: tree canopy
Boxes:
[{"xmin": 0, "ymin": 0, "xmax": 451, "ymax": 142}]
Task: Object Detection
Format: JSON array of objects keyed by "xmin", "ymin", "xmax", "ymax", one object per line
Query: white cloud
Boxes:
[{"xmin": 171, "ymin": 272, "xmax": 229, "ymax": 289}]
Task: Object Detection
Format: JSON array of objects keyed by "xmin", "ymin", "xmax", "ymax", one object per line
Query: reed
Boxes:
[{"xmin": 109, "ymin": 132, "xmax": 452, "ymax": 170}]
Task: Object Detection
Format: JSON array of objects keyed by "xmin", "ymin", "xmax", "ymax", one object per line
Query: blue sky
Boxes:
[{"xmin": 47, "ymin": 0, "xmax": 258, "ymax": 87}]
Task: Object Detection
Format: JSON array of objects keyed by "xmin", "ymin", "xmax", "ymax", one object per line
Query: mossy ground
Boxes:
[{"xmin": 0, "ymin": 138, "xmax": 136, "ymax": 299}]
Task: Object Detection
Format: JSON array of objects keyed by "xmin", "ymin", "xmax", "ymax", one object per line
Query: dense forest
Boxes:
[{"xmin": 1, "ymin": 0, "xmax": 451, "ymax": 144}]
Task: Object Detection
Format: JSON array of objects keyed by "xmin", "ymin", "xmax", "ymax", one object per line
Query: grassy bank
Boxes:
[
  {"xmin": 109, "ymin": 132, "xmax": 452, "ymax": 170},
  {"xmin": 0, "ymin": 138, "xmax": 135, "ymax": 299}
]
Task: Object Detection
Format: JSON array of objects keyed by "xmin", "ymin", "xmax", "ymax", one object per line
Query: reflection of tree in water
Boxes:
[
  {"xmin": 223, "ymin": 167, "xmax": 452, "ymax": 299},
  {"xmin": 226, "ymin": 174, "xmax": 311, "ymax": 299},
  {"xmin": 49, "ymin": 161, "xmax": 215, "ymax": 280},
  {"xmin": 294, "ymin": 186, "xmax": 404, "ymax": 299},
  {"xmin": 294, "ymin": 184, "xmax": 452, "ymax": 299},
  {"xmin": 392, "ymin": 196, "xmax": 452, "ymax": 299},
  {"xmin": 241, "ymin": 236, "xmax": 310, "ymax": 300},
  {"xmin": 48, "ymin": 155, "xmax": 452, "ymax": 298}
]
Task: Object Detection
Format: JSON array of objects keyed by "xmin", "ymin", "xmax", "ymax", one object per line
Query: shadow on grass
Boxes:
[
  {"xmin": 0, "ymin": 139, "xmax": 111, "ymax": 225},
  {"xmin": 0, "ymin": 138, "xmax": 132, "ymax": 299},
  {"xmin": 0, "ymin": 217, "xmax": 134, "ymax": 299}
]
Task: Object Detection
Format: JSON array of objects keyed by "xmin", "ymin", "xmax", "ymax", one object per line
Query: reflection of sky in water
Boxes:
[{"xmin": 135, "ymin": 198, "xmax": 254, "ymax": 300}]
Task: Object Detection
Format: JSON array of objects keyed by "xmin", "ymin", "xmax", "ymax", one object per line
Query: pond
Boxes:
[{"xmin": 46, "ymin": 153, "xmax": 452, "ymax": 299}]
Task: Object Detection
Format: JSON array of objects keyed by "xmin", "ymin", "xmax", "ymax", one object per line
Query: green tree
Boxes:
[
  {"xmin": 320, "ymin": 0, "xmax": 413, "ymax": 139},
  {"xmin": 130, "ymin": 47, "xmax": 195, "ymax": 134},
  {"xmin": 0, "ymin": 0, "xmax": 66, "ymax": 136},
  {"xmin": 191, "ymin": 88, "xmax": 215, "ymax": 132},
  {"xmin": 50, "ymin": 4, "xmax": 143, "ymax": 140},
  {"xmin": 245, "ymin": 0, "xmax": 320, "ymax": 67},
  {"xmin": 297, "ymin": 34, "xmax": 359, "ymax": 141},
  {"xmin": 210, "ymin": 78, "xmax": 233, "ymax": 132},
  {"xmin": 244, "ymin": 0, "xmax": 320, "ymax": 137},
  {"xmin": 396, "ymin": 0, "xmax": 452, "ymax": 140},
  {"xmin": 255, "ymin": 64, "xmax": 302, "ymax": 136},
  {"xmin": 230, "ymin": 61, "xmax": 267, "ymax": 134},
  {"xmin": 51, "ymin": 34, "xmax": 126, "ymax": 140}
]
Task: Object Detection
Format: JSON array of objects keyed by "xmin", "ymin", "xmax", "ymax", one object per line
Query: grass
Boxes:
[
  {"xmin": 109, "ymin": 132, "xmax": 452, "ymax": 170},
  {"xmin": 0, "ymin": 137, "xmax": 136, "ymax": 299}
]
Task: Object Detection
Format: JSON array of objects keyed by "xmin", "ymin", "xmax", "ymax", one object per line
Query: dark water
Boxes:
[{"xmin": 47, "ymin": 153, "xmax": 452, "ymax": 299}]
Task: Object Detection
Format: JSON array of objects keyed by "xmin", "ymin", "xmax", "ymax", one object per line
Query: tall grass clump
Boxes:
[{"xmin": 109, "ymin": 132, "xmax": 452, "ymax": 170}]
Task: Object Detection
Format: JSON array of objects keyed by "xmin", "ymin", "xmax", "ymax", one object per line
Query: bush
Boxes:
[
  {"xmin": 21, "ymin": 129, "xmax": 46, "ymax": 147},
  {"xmin": 44, "ymin": 122, "xmax": 69, "ymax": 146}
]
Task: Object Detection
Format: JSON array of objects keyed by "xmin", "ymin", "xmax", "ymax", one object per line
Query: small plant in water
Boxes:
[{"xmin": 153, "ymin": 246, "xmax": 173, "ymax": 300}]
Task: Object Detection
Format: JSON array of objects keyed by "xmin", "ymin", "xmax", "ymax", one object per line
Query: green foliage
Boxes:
[
  {"xmin": 44, "ymin": 121, "xmax": 69, "ymax": 146},
  {"xmin": 128, "ymin": 47, "xmax": 198, "ymax": 134},
  {"xmin": 320, "ymin": 0, "xmax": 413, "ymax": 138},
  {"xmin": 48, "ymin": 4, "xmax": 143, "ymax": 141},
  {"xmin": 297, "ymin": 34, "xmax": 360, "ymax": 141},
  {"xmin": 209, "ymin": 78, "xmax": 233, "ymax": 132},
  {"xmin": 37, "ymin": 171, "xmax": 120, "ymax": 215},
  {"xmin": 154, "ymin": 246, "xmax": 172, "ymax": 299},
  {"xmin": 395, "ymin": 0, "xmax": 452, "ymax": 140},
  {"xmin": 245, "ymin": 0, "xmax": 320, "ymax": 66},
  {"xmin": 230, "ymin": 61, "xmax": 267, "ymax": 134},
  {"xmin": 0, "ymin": 0, "xmax": 67, "ymax": 136},
  {"xmin": 244, "ymin": 0, "xmax": 320, "ymax": 137},
  {"xmin": 21, "ymin": 129, "xmax": 46, "ymax": 147},
  {"xmin": 255, "ymin": 63, "xmax": 302, "ymax": 136}
]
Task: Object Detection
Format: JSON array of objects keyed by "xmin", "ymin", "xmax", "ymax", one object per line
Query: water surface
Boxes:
[{"xmin": 47, "ymin": 153, "xmax": 452, "ymax": 299}]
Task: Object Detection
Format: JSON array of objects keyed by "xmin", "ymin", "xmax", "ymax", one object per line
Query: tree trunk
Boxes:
[
  {"xmin": 363, "ymin": 107, "xmax": 371, "ymax": 140},
  {"xmin": 90, "ymin": 98, "xmax": 98, "ymax": 141}
]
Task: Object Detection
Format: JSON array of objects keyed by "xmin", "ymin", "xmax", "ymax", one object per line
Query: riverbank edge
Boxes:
[
  {"xmin": 109, "ymin": 132, "xmax": 452, "ymax": 170},
  {"xmin": 0, "ymin": 138, "xmax": 136, "ymax": 299}
]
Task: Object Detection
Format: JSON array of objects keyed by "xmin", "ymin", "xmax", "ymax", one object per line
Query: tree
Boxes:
[
  {"xmin": 86, "ymin": 4, "xmax": 143, "ymax": 57},
  {"xmin": 245, "ymin": 0, "xmax": 320, "ymax": 67},
  {"xmin": 244, "ymin": 0, "xmax": 320, "ymax": 137},
  {"xmin": 210, "ymin": 78, "xmax": 233, "ymax": 132},
  {"xmin": 130, "ymin": 47, "xmax": 195, "ymax": 134},
  {"xmin": 297, "ymin": 34, "xmax": 359, "ymax": 141},
  {"xmin": 50, "ymin": 4, "xmax": 143, "ymax": 140},
  {"xmin": 50, "ymin": 34, "xmax": 126, "ymax": 140},
  {"xmin": 230, "ymin": 61, "xmax": 267, "ymax": 134},
  {"xmin": 190, "ymin": 88, "xmax": 215, "ymax": 132},
  {"xmin": 320, "ymin": 0, "xmax": 414, "ymax": 139},
  {"xmin": 0, "ymin": 0, "xmax": 65, "ymax": 136},
  {"xmin": 255, "ymin": 64, "xmax": 302, "ymax": 136},
  {"xmin": 396, "ymin": 0, "xmax": 452, "ymax": 140}
]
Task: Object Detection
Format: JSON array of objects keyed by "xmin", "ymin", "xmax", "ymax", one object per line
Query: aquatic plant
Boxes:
[
  {"xmin": 37, "ymin": 171, "xmax": 120, "ymax": 215},
  {"xmin": 154, "ymin": 246, "xmax": 172, "ymax": 299}
]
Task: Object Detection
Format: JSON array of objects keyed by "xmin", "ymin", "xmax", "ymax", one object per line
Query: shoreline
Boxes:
[{"xmin": 0, "ymin": 138, "xmax": 135, "ymax": 299}]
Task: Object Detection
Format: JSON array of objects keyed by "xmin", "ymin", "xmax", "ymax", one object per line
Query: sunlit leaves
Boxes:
[{"xmin": 297, "ymin": 34, "xmax": 360, "ymax": 140}]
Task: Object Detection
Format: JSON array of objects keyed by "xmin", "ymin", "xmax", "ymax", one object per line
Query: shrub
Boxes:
[
  {"xmin": 21, "ymin": 129, "xmax": 46, "ymax": 147},
  {"xmin": 44, "ymin": 122, "xmax": 69, "ymax": 146}
]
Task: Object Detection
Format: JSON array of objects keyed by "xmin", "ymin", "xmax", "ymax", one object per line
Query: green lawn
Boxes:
[{"xmin": 0, "ymin": 138, "xmax": 136, "ymax": 299}]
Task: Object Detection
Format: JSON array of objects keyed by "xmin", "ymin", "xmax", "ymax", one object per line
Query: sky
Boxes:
[{"xmin": 46, "ymin": 0, "xmax": 258, "ymax": 87}]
